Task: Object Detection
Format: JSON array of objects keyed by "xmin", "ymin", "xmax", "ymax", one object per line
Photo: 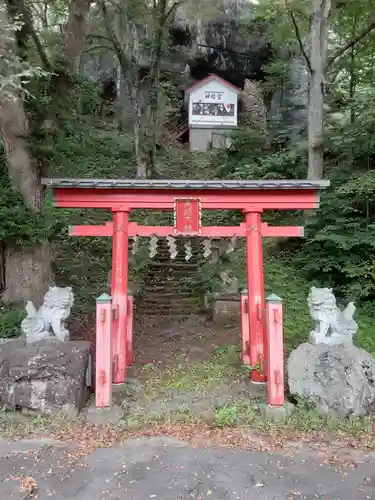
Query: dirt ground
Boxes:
[
  {"xmin": 110, "ymin": 314, "xmax": 257, "ymax": 426},
  {"xmin": 132, "ymin": 314, "xmax": 241, "ymax": 370}
]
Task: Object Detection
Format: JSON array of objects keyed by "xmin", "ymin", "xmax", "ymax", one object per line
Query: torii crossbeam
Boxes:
[
  {"xmin": 69, "ymin": 221, "xmax": 304, "ymax": 238},
  {"xmin": 44, "ymin": 178, "xmax": 329, "ymax": 388}
]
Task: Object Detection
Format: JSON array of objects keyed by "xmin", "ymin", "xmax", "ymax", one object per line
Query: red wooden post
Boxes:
[
  {"xmin": 95, "ymin": 293, "xmax": 113, "ymax": 408},
  {"xmin": 266, "ymin": 294, "xmax": 284, "ymax": 406},
  {"xmin": 245, "ymin": 210, "xmax": 266, "ymax": 383},
  {"xmin": 126, "ymin": 292, "xmax": 134, "ymax": 366},
  {"xmin": 111, "ymin": 209, "xmax": 129, "ymax": 385},
  {"xmin": 240, "ymin": 289, "xmax": 250, "ymax": 365}
]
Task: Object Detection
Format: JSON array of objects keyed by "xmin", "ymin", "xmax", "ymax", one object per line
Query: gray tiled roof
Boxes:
[{"xmin": 42, "ymin": 178, "xmax": 330, "ymax": 190}]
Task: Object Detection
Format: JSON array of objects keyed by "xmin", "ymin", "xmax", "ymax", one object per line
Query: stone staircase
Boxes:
[{"xmin": 136, "ymin": 237, "xmax": 204, "ymax": 316}]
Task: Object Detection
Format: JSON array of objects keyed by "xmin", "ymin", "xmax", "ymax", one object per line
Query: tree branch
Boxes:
[
  {"xmin": 164, "ymin": 0, "xmax": 185, "ymax": 23},
  {"xmin": 9, "ymin": 0, "xmax": 51, "ymax": 70},
  {"xmin": 326, "ymin": 19, "xmax": 375, "ymax": 69},
  {"xmin": 63, "ymin": 0, "xmax": 92, "ymax": 72},
  {"xmin": 98, "ymin": 0, "xmax": 129, "ymax": 76},
  {"xmin": 285, "ymin": 0, "xmax": 312, "ymax": 74},
  {"xmin": 83, "ymin": 44, "xmax": 113, "ymax": 54},
  {"xmin": 86, "ymin": 33, "xmax": 114, "ymax": 44}
]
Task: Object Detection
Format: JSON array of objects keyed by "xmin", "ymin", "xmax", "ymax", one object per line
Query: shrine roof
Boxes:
[
  {"xmin": 185, "ymin": 74, "xmax": 241, "ymax": 93},
  {"xmin": 42, "ymin": 178, "xmax": 330, "ymax": 190}
]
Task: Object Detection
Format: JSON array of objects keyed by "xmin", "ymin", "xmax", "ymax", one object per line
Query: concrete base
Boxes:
[
  {"xmin": 212, "ymin": 298, "xmax": 240, "ymax": 326},
  {"xmin": 249, "ymin": 380, "xmax": 267, "ymax": 396},
  {"xmin": 84, "ymin": 405, "xmax": 123, "ymax": 425},
  {"xmin": 259, "ymin": 403, "xmax": 295, "ymax": 422},
  {"xmin": 309, "ymin": 331, "xmax": 353, "ymax": 347},
  {"xmin": 112, "ymin": 383, "xmax": 127, "ymax": 394},
  {"xmin": 113, "ymin": 378, "xmax": 142, "ymax": 396}
]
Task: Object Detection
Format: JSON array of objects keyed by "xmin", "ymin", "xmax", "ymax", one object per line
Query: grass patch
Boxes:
[
  {"xmin": 213, "ymin": 405, "xmax": 238, "ymax": 428},
  {"xmin": 142, "ymin": 345, "xmax": 245, "ymax": 399},
  {"xmin": 0, "ymin": 407, "xmax": 72, "ymax": 439}
]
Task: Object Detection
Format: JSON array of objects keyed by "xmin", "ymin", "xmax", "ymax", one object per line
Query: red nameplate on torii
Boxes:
[{"xmin": 174, "ymin": 198, "xmax": 201, "ymax": 235}]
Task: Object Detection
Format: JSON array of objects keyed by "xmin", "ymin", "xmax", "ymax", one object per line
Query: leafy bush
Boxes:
[
  {"xmin": 214, "ymin": 405, "xmax": 238, "ymax": 428},
  {"xmin": 0, "ymin": 304, "xmax": 24, "ymax": 339}
]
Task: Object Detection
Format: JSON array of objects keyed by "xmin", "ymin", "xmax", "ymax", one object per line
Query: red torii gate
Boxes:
[{"xmin": 44, "ymin": 178, "xmax": 329, "ymax": 395}]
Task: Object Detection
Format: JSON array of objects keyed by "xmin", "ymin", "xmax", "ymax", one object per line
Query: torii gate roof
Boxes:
[
  {"xmin": 43, "ymin": 178, "xmax": 329, "ymax": 191},
  {"xmin": 43, "ymin": 178, "xmax": 329, "ymax": 211}
]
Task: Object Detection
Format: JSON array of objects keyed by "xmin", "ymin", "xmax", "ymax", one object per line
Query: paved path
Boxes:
[{"xmin": 0, "ymin": 437, "xmax": 374, "ymax": 499}]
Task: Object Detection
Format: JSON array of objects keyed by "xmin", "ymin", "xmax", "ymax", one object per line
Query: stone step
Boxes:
[
  {"xmin": 145, "ymin": 271, "xmax": 200, "ymax": 278},
  {"xmin": 149, "ymin": 261, "xmax": 201, "ymax": 268},
  {"xmin": 150, "ymin": 257, "xmax": 202, "ymax": 264},
  {"xmin": 140, "ymin": 297, "xmax": 199, "ymax": 304},
  {"xmin": 143, "ymin": 277, "xmax": 196, "ymax": 283},
  {"xmin": 137, "ymin": 310, "xmax": 202, "ymax": 317},
  {"xmin": 136, "ymin": 236, "xmax": 204, "ymax": 315},
  {"xmin": 140, "ymin": 290, "xmax": 196, "ymax": 297},
  {"xmin": 136, "ymin": 310, "xmax": 199, "ymax": 317},
  {"xmin": 136, "ymin": 307, "xmax": 201, "ymax": 315},
  {"xmin": 153, "ymin": 249, "xmax": 202, "ymax": 256},
  {"xmin": 143, "ymin": 285, "xmax": 198, "ymax": 292},
  {"xmin": 147, "ymin": 264, "xmax": 201, "ymax": 276},
  {"xmin": 143, "ymin": 289, "xmax": 196, "ymax": 296},
  {"xmin": 148, "ymin": 260, "xmax": 203, "ymax": 267},
  {"xmin": 137, "ymin": 297, "xmax": 201, "ymax": 307},
  {"xmin": 142, "ymin": 282, "xmax": 194, "ymax": 288},
  {"xmin": 140, "ymin": 294, "xmax": 201, "ymax": 304}
]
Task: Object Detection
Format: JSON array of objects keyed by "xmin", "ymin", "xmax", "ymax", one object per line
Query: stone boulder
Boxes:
[
  {"xmin": 0, "ymin": 339, "xmax": 91, "ymax": 415},
  {"xmin": 240, "ymin": 79, "xmax": 268, "ymax": 132},
  {"xmin": 288, "ymin": 343, "xmax": 375, "ymax": 418}
]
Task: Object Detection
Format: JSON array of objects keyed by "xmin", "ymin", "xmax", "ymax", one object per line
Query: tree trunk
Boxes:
[
  {"xmin": 147, "ymin": 0, "xmax": 166, "ymax": 174},
  {"xmin": 100, "ymin": 0, "xmax": 149, "ymax": 177},
  {"xmin": 0, "ymin": 97, "xmax": 54, "ymax": 306},
  {"xmin": 307, "ymin": 0, "xmax": 331, "ymax": 180},
  {"xmin": 2, "ymin": 245, "xmax": 53, "ymax": 307},
  {"xmin": 134, "ymin": 82, "xmax": 147, "ymax": 178},
  {"xmin": 349, "ymin": 15, "xmax": 357, "ymax": 127},
  {"xmin": 0, "ymin": 0, "xmax": 53, "ymax": 306},
  {"xmin": 63, "ymin": 0, "xmax": 92, "ymax": 72}
]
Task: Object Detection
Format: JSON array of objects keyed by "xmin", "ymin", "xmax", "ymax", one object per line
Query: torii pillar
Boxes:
[
  {"xmin": 111, "ymin": 208, "xmax": 129, "ymax": 384},
  {"xmin": 245, "ymin": 209, "xmax": 266, "ymax": 383}
]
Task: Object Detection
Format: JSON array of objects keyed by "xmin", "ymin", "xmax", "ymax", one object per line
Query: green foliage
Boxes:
[
  {"xmin": 0, "ymin": 155, "xmax": 52, "ymax": 248},
  {"xmin": 0, "ymin": 303, "xmax": 24, "ymax": 339},
  {"xmin": 294, "ymin": 93, "xmax": 375, "ymax": 304},
  {"xmin": 260, "ymin": 59, "xmax": 291, "ymax": 95},
  {"xmin": 216, "ymin": 125, "xmax": 306, "ymax": 182},
  {"xmin": 213, "ymin": 405, "xmax": 238, "ymax": 428},
  {"xmin": 0, "ymin": 8, "xmax": 48, "ymax": 102}
]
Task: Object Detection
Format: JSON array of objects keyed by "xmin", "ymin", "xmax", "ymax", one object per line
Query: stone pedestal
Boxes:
[
  {"xmin": 0, "ymin": 339, "xmax": 91, "ymax": 415},
  {"xmin": 212, "ymin": 293, "xmax": 240, "ymax": 325},
  {"xmin": 288, "ymin": 342, "xmax": 375, "ymax": 418}
]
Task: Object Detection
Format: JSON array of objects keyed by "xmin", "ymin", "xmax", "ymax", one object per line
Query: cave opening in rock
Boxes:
[{"xmin": 169, "ymin": 25, "xmax": 192, "ymax": 47}]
